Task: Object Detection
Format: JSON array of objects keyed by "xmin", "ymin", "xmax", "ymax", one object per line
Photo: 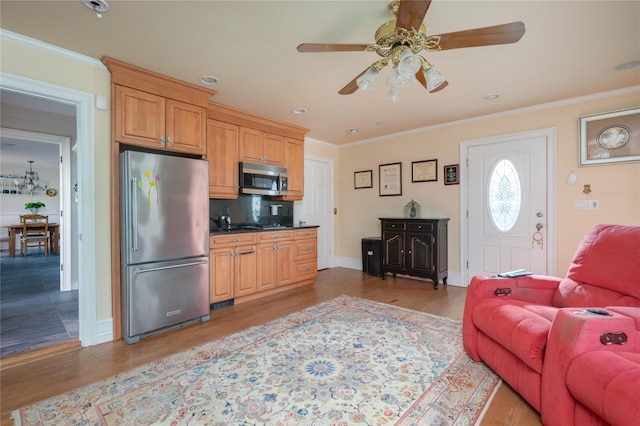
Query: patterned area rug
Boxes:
[{"xmin": 13, "ymin": 296, "xmax": 500, "ymax": 425}]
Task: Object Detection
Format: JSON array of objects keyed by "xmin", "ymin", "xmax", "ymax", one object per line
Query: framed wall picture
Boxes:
[
  {"xmin": 444, "ymin": 164, "xmax": 459, "ymax": 185},
  {"xmin": 379, "ymin": 162, "xmax": 402, "ymax": 196},
  {"xmin": 411, "ymin": 159, "xmax": 437, "ymax": 182},
  {"xmin": 354, "ymin": 169, "xmax": 373, "ymax": 189},
  {"xmin": 579, "ymin": 107, "xmax": 640, "ymax": 166}
]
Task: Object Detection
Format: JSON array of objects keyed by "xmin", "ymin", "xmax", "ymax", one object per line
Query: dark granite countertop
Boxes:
[{"xmin": 210, "ymin": 224, "xmax": 318, "ymax": 235}]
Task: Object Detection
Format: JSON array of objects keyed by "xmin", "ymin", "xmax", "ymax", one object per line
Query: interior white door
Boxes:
[
  {"xmin": 466, "ymin": 132, "xmax": 553, "ymax": 280},
  {"xmin": 295, "ymin": 156, "xmax": 333, "ymax": 270}
]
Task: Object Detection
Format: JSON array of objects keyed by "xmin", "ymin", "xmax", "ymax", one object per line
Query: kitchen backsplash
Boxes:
[{"xmin": 209, "ymin": 195, "xmax": 293, "ymax": 229}]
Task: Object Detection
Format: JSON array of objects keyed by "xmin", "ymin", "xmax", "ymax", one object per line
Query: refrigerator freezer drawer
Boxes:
[{"xmin": 123, "ymin": 258, "xmax": 210, "ymax": 342}]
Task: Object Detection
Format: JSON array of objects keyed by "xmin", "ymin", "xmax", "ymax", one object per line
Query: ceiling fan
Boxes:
[{"xmin": 297, "ymin": 0, "xmax": 525, "ymax": 99}]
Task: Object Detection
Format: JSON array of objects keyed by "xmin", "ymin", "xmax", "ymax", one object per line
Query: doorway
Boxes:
[
  {"xmin": 460, "ymin": 128, "xmax": 557, "ymax": 286},
  {"xmin": 1, "ymin": 71, "xmax": 100, "ymax": 350},
  {"xmin": 295, "ymin": 155, "xmax": 334, "ymax": 270}
]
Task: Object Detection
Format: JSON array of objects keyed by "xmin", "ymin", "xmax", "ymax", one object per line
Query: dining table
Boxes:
[{"xmin": 3, "ymin": 223, "xmax": 59, "ymax": 257}]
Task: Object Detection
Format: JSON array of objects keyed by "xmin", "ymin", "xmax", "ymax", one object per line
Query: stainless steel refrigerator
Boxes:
[{"xmin": 121, "ymin": 150, "xmax": 210, "ymax": 344}]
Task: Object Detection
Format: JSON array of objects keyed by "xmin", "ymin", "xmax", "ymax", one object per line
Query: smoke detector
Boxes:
[{"xmin": 82, "ymin": 0, "xmax": 109, "ymax": 18}]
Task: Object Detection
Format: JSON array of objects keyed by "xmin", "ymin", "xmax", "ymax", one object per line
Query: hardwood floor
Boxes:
[{"xmin": 0, "ymin": 268, "xmax": 541, "ymax": 425}]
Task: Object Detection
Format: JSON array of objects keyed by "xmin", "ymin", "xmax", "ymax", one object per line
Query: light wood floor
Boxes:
[{"xmin": 0, "ymin": 268, "xmax": 541, "ymax": 425}]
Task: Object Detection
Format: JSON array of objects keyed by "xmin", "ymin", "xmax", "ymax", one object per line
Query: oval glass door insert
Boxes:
[{"xmin": 488, "ymin": 159, "xmax": 521, "ymax": 232}]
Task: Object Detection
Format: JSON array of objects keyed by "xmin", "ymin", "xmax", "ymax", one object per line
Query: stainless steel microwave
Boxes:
[{"xmin": 239, "ymin": 162, "xmax": 288, "ymax": 196}]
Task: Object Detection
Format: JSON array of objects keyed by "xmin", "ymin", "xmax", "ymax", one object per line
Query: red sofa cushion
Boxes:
[
  {"xmin": 566, "ymin": 351, "xmax": 640, "ymax": 426},
  {"xmin": 554, "ymin": 224, "xmax": 640, "ymax": 307},
  {"xmin": 472, "ymin": 298, "xmax": 557, "ymax": 373}
]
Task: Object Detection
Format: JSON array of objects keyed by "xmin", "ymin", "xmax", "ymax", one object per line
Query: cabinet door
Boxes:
[
  {"xmin": 263, "ymin": 133, "xmax": 284, "ymax": 166},
  {"xmin": 276, "ymin": 240, "xmax": 295, "ymax": 287},
  {"xmin": 165, "ymin": 99, "xmax": 207, "ymax": 155},
  {"xmin": 207, "ymin": 120, "xmax": 239, "ymax": 199},
  {"xmin": 256, "ymin": 242, "xmax": 276, "ymax": 291},
  {"xmin": 239, "ymin": 127, "xmax": 263, "ymax": 164},
  {"xmin": 383, "ymin": 231, "xmax": 404, "ymax": 269},
  {"xmin": 114, "ymin": 85, "xmax": 165, "ymax": 148},
  {"xmin": 407, "ymin": 232, "xmax": 434, "ymax": 274},
  {"xmin": 210, "ymin": 248, "xmax": 234, "ymax": 303},
  {"xmin": 235, "ymin": 245, "xmax": 257, "ymax": 297},
  {"xmin": 281, "ymin": 138, "xmax": 304, "ymax": 200}
]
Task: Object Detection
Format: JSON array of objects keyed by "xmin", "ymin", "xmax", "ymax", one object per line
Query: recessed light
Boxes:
[
  {"xmin": 199, "ymin": 75, "xmax": 219, "ymax": 85},
  {"xmin": 484, "ymin": 94, "xmax": 500, "ymax": 100},
  {"xmin": 291, "ymin": 108, "xmax": 307, "ymax": 115},
  {"xmin": 81, "ymin": 0, "xmax": 109, "ymax": 17},
  {"xmin": 348, "ymin": 128, "xmax": 359, "ymax": 134},
  {"xmin": 615, "ymin": 60, "xmax": 640, "ymax": 70}
]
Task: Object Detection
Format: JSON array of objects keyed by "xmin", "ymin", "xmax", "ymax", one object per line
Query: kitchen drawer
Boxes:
[
  {"xmin": 257, "ymin": 230, "xmax": 293, "ymax": 242},
  {"xmin": 294, "ymin": 240, "xmax": 317, "ymax": 260},
  {"xmin": 293, "ymin": 228, "xmax": 317, "ymax": 240},
  {"xmin": 210, "ymin": 232, "xmax": 256, "ymax": 248},
  {"xmin": 295, "ymin": 258, "xmax": 317, "ymax": 281},
  {"xmin": 383, "ymin": 221, "xmax": 406, "ymax": 231},
  {"xmin": 407, "ymin": 222, "xmax": 433, "ymax": 232}
]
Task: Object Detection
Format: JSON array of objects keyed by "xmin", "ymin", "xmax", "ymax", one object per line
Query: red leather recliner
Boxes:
[{"xmin": 462, "ymin": 224, "xmax": 640, "ymax": 426}]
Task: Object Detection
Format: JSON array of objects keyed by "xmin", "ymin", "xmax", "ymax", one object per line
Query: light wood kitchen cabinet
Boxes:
[
  {"xmin": 239, "ymin": 127, "xmax": 284, "ymax": 166},
  {"xmin": 256, "ymin": 230, "xmax": 294, "ymax": 291},
  {"xmin": 209, "ymin": 233, "xmax": 257, "ymax": 303},
  {"xmin": 207, "ymin": 120, "xmax": 239, "ymax": 199},
  {"xmin": 113, "ymin": 84, "xmax": 207, "ymax": 155},
  {"xmin": 293, "ymin": 228, "xmax": 318, "ymax": 281},
  {"xmin": 279, "ymin": 137, "xmax": 304, "ymax": 201}
]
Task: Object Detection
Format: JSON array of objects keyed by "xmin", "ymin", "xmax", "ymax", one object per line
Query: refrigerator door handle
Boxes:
[
  {"xmin": 131, "ymin": 177, "xmax": 138, "ymax": 252},
  {"xmin": 134, "ymin": 259, "xmax": 208, "ymax": 275}
]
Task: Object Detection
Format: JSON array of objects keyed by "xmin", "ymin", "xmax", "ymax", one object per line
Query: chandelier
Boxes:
[{"xmin": 14, "ymin": 161, "xmax": 46, "ymax": 192}]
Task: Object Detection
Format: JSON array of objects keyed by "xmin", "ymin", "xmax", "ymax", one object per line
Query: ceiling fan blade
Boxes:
[
  {"xmin": 396, "ymin": 0, "xmax": 431, "ymax": 31},
  {"xmin": 338, "ymin": 66, "xmax": 372, "ymax": 95},
  {"xmin": 435, "ymin": 21, "xmax": 526, "ymax": 50},
  {"xmin": 297, "ymin": 43, "xmax": 369, "ymax": 53}
]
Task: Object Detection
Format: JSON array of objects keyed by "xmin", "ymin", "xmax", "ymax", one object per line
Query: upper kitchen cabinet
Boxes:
[
  {"xmin": 207, "ymin": 102, "xmax": 309, "ymax": 199},
  {"xmin": 207, "ymin": 120, "xmax": 239, "ymax": 199},
  {"xmin": 103, "ymin": 57, "xmax": 215, "ymax": 155},
  {"xmin": 239, "ymin": 128, "xmax": 284, "ymax": 166}
]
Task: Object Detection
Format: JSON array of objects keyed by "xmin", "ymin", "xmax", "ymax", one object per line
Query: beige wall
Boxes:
[
  {"xmin": 1, "ymin": 36, "xmax": 113, "ymax": 319},
  {"xmin": 335, "ymin": 90, "xmax": 640, "ymax": 281}
]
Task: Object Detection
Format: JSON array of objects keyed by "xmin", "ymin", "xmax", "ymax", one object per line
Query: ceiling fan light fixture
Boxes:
[
  {"xmin": 397, "ymin": 46, "xmax": 421, "ymax": 78},
  {"xmin": 422, "ymin": 64, "xmax": 447, "ymax": 92},
  {"xmin": 356, "ymin": 66, "xmax": 379, "ymax": 92}
]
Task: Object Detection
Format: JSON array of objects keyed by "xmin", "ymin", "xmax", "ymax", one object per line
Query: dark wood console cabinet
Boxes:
[{"xmin": 379, "ymin": 218, "xmax": 449, "ymax": 289}]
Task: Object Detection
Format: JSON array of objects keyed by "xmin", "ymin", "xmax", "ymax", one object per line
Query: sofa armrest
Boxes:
[
  {"xmin": 541, "ymin": 308, "xmax": 639, "ymax": 426},
  {"xmin": 462, "ymin": 274, "xmax": 562, "ymax": 360}
]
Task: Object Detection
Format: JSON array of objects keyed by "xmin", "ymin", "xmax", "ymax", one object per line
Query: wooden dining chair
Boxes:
[{"xmin": 20, "ymin": 214, "xmax": 49, "ymax": 257}]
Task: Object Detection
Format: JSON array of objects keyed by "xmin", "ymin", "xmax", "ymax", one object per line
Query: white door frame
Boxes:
[
  {"xmin": 1, "ymin": 71, "xmax": 99, "ymax": 346},
  {"xmin": 460, "ymin": 127, "xmax": 557, "ymax": 286},
  {"xmin": 0, "ymin": 128, "xmax": 72, "ymax": 291}
]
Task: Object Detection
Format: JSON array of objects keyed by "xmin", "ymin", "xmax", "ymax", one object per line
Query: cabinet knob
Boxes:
[
  {"xmin": 160, "ymin": 135, "xmax": 166, "ymax": 146},
  {"xmin": 167, "ymin": 136, "xmax": 172, "ymax": 146}
]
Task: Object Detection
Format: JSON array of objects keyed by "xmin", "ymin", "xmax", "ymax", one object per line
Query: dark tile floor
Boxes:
[{"xmin": 0, "ymin": 251, "xmax": 78, "ymax": 358}]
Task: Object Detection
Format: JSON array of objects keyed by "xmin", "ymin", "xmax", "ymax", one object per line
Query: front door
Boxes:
[{"xmin": 462, "ymin": 128, "xmax": 556, "ymax": 285}]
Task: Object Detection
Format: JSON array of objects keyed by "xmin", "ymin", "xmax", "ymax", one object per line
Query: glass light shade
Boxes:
[
  {"xmin": 387, "ymin": 86, "xmax": 401, "ymax": 102},
  {"xmin": 356, "ymin": 67, "xmax": 378, "ymax": 92},
  {"xmin": 397, "ymin": 47, "xmax": 421, "ymax": 78},
  {"xmin": 387, "ymin": 68, "xmax": 414, "ymax": 90},
  {"xmin": 423, "ymin": 66, "xmax": 447, "ymax": 92}
]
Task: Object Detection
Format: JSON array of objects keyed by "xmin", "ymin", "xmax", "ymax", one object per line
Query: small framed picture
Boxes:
[
  {"xmin": 444, "ymin": 164, "xmax": 459, "ymax": 185},
  {"xmin": 579, "ymin": 107, "xmax": 640, "ymax": 166},
  {"xmin": 411, "ymin": 159, "xmax": 437, "ymax": 182},
  {"xmin": 354, "ymin": 170, "xmax": 373, "ymax": 189},
  {"xmin": 379, "ymin": 162, "xmax": 402, "ymax": 196}
]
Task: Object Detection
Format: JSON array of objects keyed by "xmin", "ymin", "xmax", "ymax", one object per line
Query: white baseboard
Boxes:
[
  {"xmin": 332, "ymin": 256, "xmax": 464, "ymax": 287},
  {"xmin": 95, "ymin": 318, "xmax": 114, "ymax": 345}
]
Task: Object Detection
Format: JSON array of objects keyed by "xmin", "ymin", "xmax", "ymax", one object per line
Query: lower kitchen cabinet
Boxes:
[
  {"xmin": 209, "ymin": 233, "xmax": 256, "ymax": 303},
  {"xmin": 293, "ymin": 228, "xmax": 318, "ymax": 281},
  {"xmin": 380, "ymin": 218, "xmax": 449, "ymax": 289},
  {"xmin": 256, "ymin": 230, "xmax": 294, "ymax": 291}
]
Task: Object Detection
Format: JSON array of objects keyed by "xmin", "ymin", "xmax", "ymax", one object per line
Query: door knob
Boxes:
[{"xmin": 536, "ymin": 223, "xmax": 544, "ymax": 231}]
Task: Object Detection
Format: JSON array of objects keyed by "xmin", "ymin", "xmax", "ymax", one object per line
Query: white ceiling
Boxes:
[{"xmin": 1, "ymin": 1, "xmax": 639, "ymax": 145}]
